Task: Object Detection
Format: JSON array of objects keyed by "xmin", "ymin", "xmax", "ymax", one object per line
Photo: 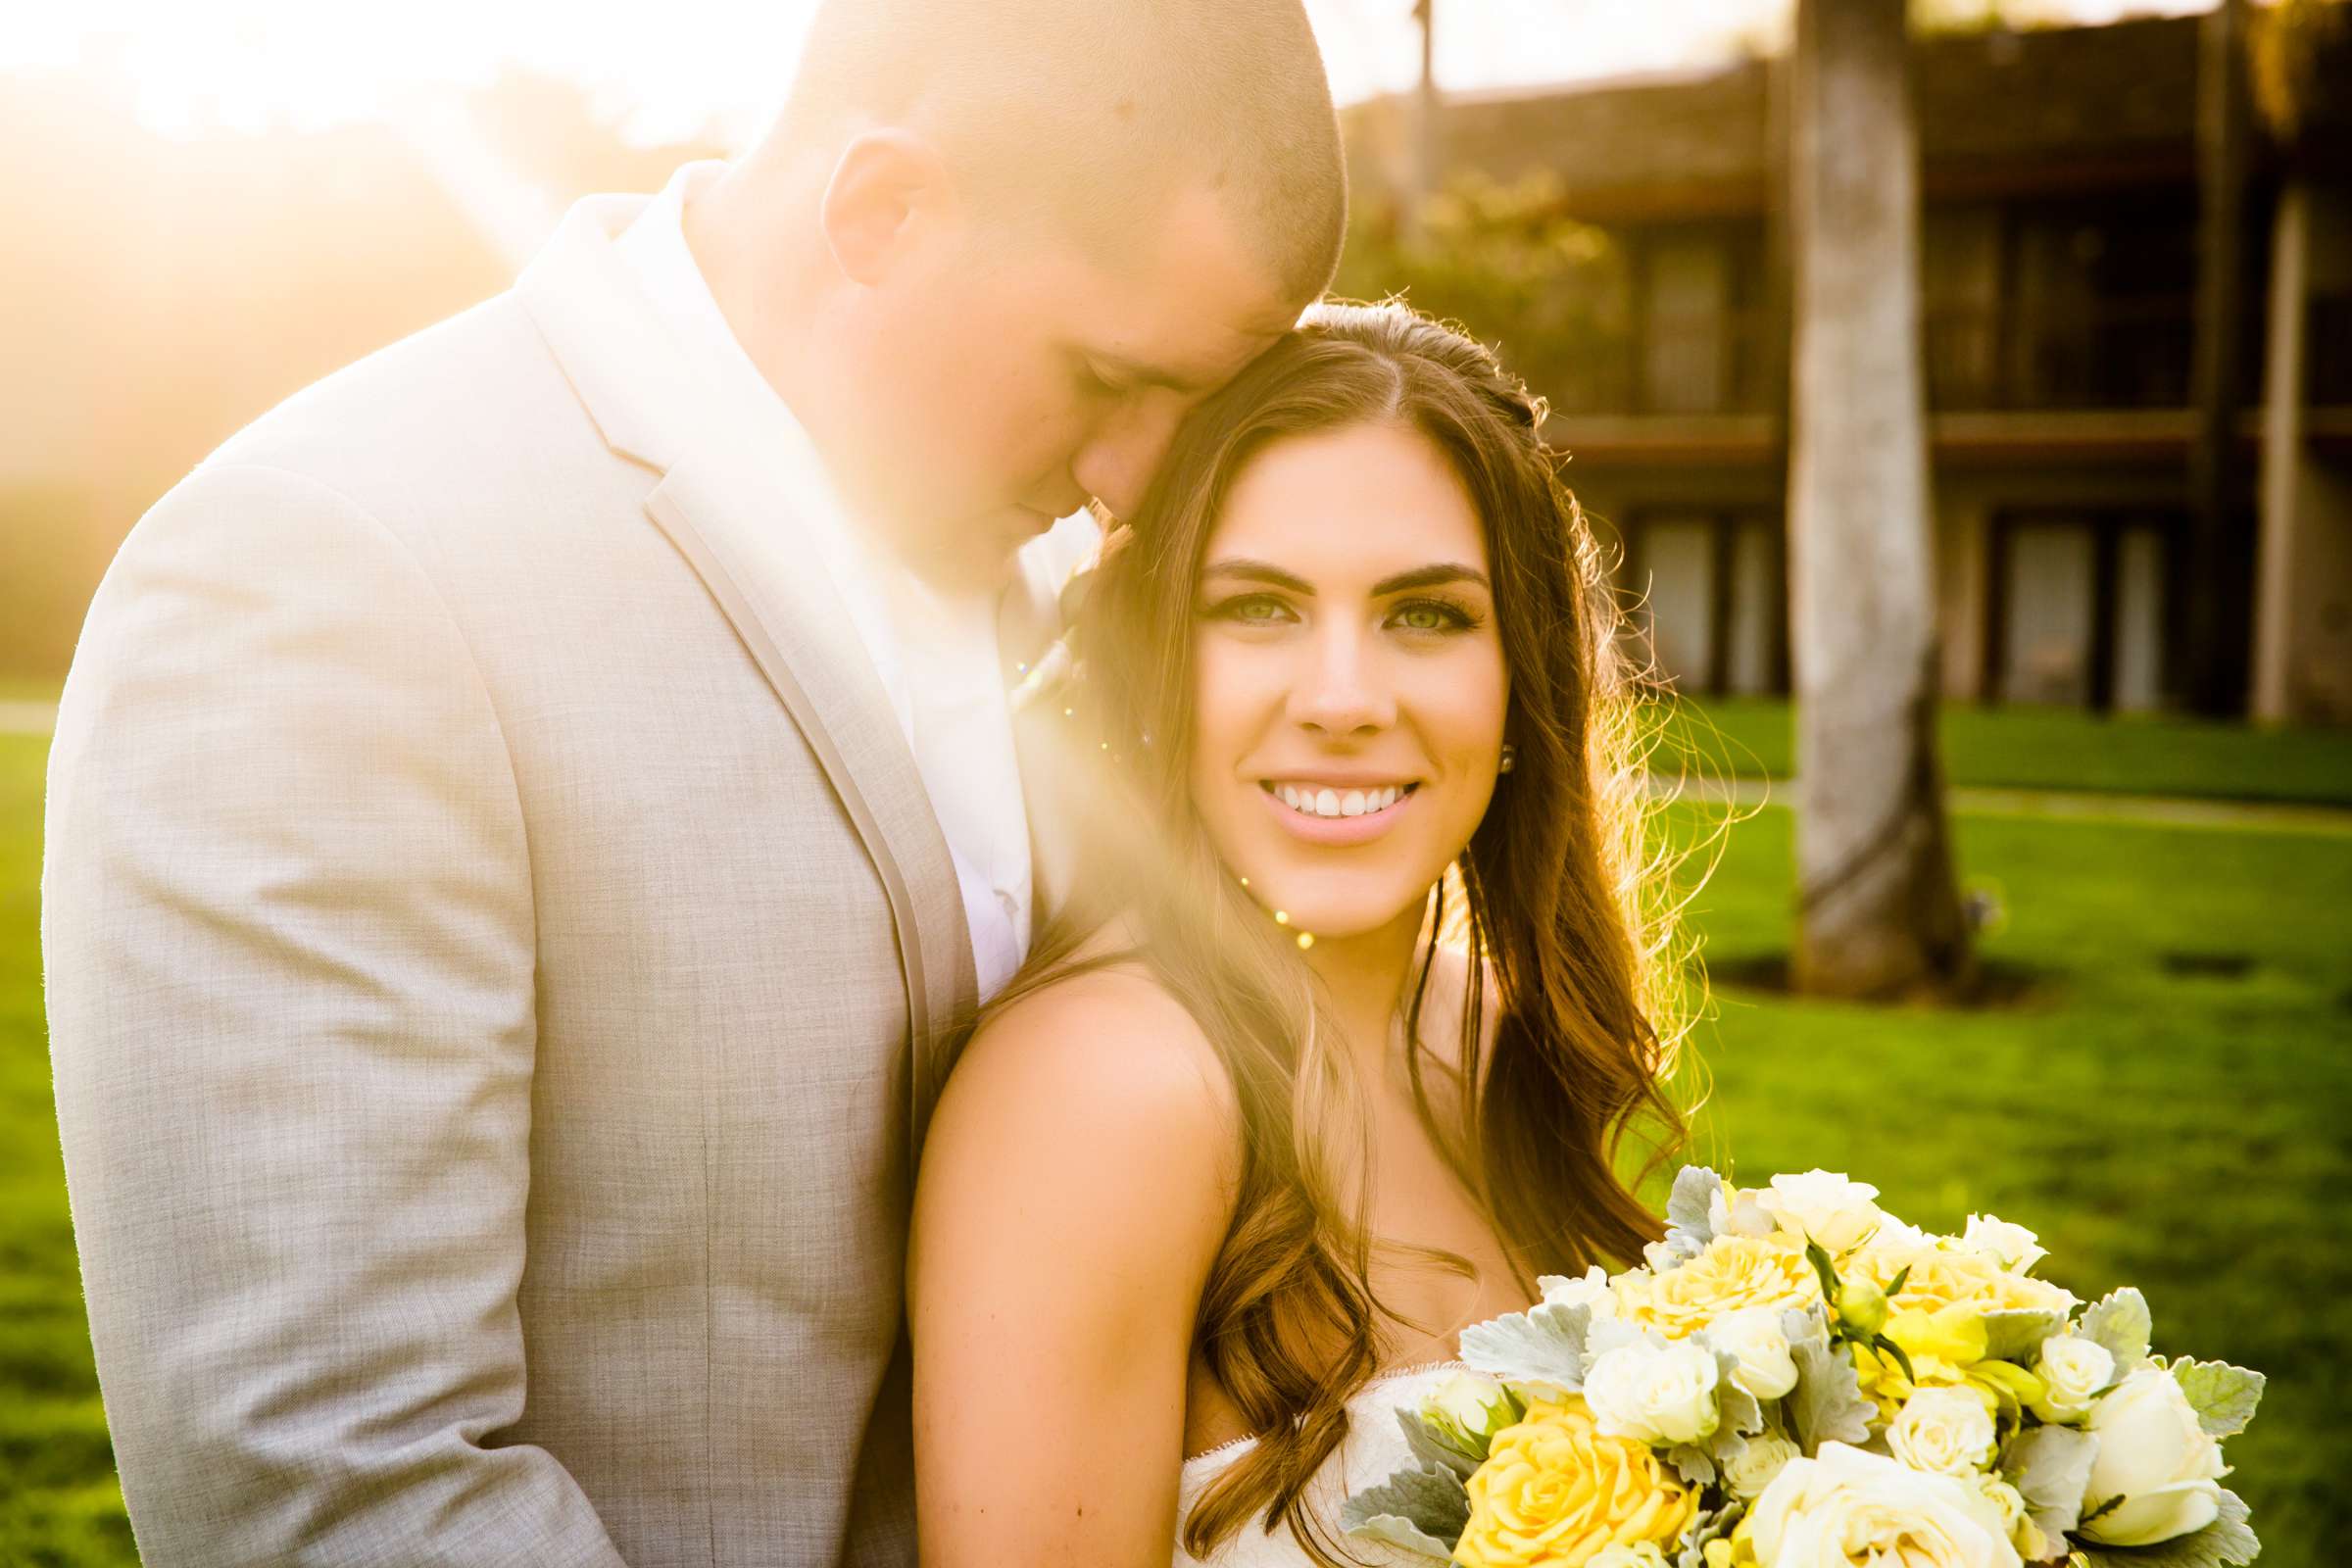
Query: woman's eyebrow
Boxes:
[
  {"xmin": 1372, "ymin": 563, "xmax": 1490, "ymax": 595},
  {"xmin": 1200, "ymin": 559, "xmax": 1315, "ymax": 594}
]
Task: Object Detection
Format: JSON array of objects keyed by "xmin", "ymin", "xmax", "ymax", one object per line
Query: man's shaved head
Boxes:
[
  {"xmin": 692, "ymin": 0, "xmax": 1343, "ymax": 587},
  {"xmin": 778, "ymin": 0, "xmax": 1347, "ymax": 302}
]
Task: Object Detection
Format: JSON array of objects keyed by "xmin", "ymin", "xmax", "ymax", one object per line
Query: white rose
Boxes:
[
  {"xmin": 1538, "ymin": 1264, "xmax": 1621, "ymax": 1322},
  {"xmin": 1756, "ymin": 1169, "xmax": 1889, "ymax": 1255},
  {"xmin": 1723, "ymin": 1430, "xmax": 1801, "ymax": 1499},
  {"xmin": 1710, "ymin": 1184, "xmax": 1779, "ymax": 1240},
  {"xmin": 2080, "ymin": 1368, "xmax": 2229, "ymax": 1545},
  {"xmin": 1704, "ymin": 1306, "xmax": 1799, "ymax": 1399},
  {"xmin": 1423, "ymin": 1371, "xmax": 1513, "ymax": 1447},
  {"xmin": 2030, "ymin": 1334, "xmax": 2116, "ymax": 1424},
  {"xmin": 1587, "ymin": 1546, "xmax": 1671, "ymax": 1568},
  {"xmin": 1888, "ymin": 1386, "xmax": 2000, "ymax": 1477},
  {"xmin": 1963, "ymin": 1214, "xmax": 2048, "ymax": 1273},
  {"xmin": 1748, "ymin": 1443, "xmax": 2024, "ymax": 1568},
  {"xmin": 1583, "ymin": 1339, "xmax": 1721, "ymax": 1447},
  {"xmin": 1979, "ymin": 1476, "xmax": 2049, "ymax": 1561}
]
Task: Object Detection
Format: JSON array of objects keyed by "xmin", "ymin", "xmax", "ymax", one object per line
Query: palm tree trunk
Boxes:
[{"xmin": 1787, "ymin": 0, "xmax": 1973, "ymax": 1000}]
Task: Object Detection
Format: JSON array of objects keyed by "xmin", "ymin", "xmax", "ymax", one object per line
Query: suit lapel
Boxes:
[{"xmin": 518, "ymin": 193, "xmax": 975, "ymax": 1155}]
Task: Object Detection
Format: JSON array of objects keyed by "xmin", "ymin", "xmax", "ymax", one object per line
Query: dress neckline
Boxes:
[{"xmin": 1179, "ymin": 1358, "xmax": 1468, "ymax": 1471}]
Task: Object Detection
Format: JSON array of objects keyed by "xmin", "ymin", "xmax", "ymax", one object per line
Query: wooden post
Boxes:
[{"xmin": 2186, "ymin": 0, "xmax": 2253, "ymax": 715}]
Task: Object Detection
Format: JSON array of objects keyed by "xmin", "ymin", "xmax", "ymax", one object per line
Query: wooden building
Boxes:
[{"xmin": 1347, "ymin": 15, "xmax": 2352, "ymax": 723}]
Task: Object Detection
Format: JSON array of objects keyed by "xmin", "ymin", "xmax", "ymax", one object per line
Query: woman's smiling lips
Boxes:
[{"xmin": 1256, "ymin": 778, "xmax": 1421, "ymax": 846}]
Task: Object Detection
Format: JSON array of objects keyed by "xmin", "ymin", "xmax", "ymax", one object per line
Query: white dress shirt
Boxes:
[{"xmin": 615, "ymin": 162, "xmax": 1037, "ymax": 997}]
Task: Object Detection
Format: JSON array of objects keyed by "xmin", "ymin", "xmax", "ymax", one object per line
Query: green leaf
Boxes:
[
  {"xmin": 2171, "ymin": 1359, "xmax": 2266, "ymax": 1438},
  {"xmin": 2002, "ymin": 1424, "xmax": 2099, "ymax": 1541},
  {"xmin": 1871, "ymin": 1333, "xmax": 1918, "ymax": 1387},
  {"xmin": 1340, "ymin": 1465, "xmax": 1469, "ymax": 1558},
  {"xmin": 1396, "ymin": 1408, "xmax": 1483, "ymax": 1482},
  {"xmin": 2075, "ymin": 1488, "xmax": 2259, "ymax": 1568},
  {"xmin": 1458, "ymin": 1300, "xmax": 1592, "ymax": 1392},
  {"xmin": 1788, "ymin": 1330, "xmax": 1873, "ymax": 1454},
  {"xmin": 1984, "ymin": 1308, "xmax": 2069, "ymax": 1364},
  {"xmin": 1804, "ymin": 1239, "xmax": 1841, "ymax": 1306},
  {"xmin": 2080, "ymin": 1288, "xmax": 2153, "ymax": 1374}
]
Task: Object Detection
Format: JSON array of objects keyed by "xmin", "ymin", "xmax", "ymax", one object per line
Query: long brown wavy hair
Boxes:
[{"xmin": 990, "ymin": 301, "xmax": 1704, "ymax": 1562}]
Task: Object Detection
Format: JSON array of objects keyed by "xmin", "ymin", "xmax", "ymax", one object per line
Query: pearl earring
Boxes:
[{"xmin": 1498, "ymin": 744, "xmax": 1517, "ymax": 774}]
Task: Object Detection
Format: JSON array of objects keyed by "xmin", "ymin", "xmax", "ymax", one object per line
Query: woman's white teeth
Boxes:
[{"xmin": 1275, "ymin": 784, "xmax": 1405, "ymax": 818}]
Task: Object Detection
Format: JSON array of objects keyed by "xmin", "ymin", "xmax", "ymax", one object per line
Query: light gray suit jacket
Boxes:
[{"xmin": 44, "ymin": 191, "xmax": 1061, "ymax": 1566}]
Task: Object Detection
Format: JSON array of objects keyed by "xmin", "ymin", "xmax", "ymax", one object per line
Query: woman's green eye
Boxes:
[{"xmin": 1393, "ymin": 601, "xmax": 1467, "ymax": 632}]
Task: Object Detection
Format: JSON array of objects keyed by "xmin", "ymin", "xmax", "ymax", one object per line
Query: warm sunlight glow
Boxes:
[{"xmin": 5, "ymin": 0, "xmax": 2220, "ymax": 144}]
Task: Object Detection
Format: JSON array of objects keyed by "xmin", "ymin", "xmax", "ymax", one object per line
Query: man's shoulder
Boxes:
[{"xmin": 200, "ymin": 289, "xmax": 593, "ymax": 517}]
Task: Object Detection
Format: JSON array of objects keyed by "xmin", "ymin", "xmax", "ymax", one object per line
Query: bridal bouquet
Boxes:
[{"xmin": 1341, "ymin": 1168, "xmax": 2263, "ymax": 1568}]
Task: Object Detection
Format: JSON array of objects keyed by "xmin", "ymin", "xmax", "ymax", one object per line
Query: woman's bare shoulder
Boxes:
[{"xmin": 929, "ymin": 938, "xmax": 1242, "ymax": 1204}]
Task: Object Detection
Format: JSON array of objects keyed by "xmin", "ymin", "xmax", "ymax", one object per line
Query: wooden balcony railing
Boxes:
[{"xmin": 1537, "ymin": 295, "xmax": 2283, "ymax": 419}]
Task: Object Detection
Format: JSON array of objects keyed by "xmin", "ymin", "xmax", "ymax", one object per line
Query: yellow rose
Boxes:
[
  {"xmin": 1857, "ymin": 1245, "xmax": 2075, "ymax": 1320},
  {"xmin": 1454, "ymin": 1398, "xmax": 1696, "ymax": 1568},
  {"xmin": 1854, "ymin": 1312, "xmax": 2043, "ymax": 1424},
  {"xmin": 1615, "ymin": 1235, "xmax": 1822, "ymax": 1341}
]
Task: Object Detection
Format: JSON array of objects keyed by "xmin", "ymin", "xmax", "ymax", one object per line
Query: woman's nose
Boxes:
[{"xmin": 1289, "ymin": 625, "xmax": 1394, "ymax": 738}]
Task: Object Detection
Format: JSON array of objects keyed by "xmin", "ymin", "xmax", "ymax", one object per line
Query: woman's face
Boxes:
[{"xmin": 1188, "ymin": 419, "xmax": 1510, "ymax": 942}]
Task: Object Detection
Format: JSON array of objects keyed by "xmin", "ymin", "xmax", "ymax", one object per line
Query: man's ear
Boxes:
[{"xmin": 818, "ymin": 129, "xmax": 956, "ymax": 285}]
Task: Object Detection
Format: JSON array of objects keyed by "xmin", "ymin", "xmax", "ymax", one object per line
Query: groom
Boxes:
[{"xmin": 41, "ymin": 2, "xmax": 1344, "ymax": 1562}]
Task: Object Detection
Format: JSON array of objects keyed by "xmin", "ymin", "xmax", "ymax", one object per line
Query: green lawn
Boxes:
[
  {"xmin": 0, "ymin": 738, "xmax": 131, "ymax": 1564},
  {"xmin": 4, "ymin": 723, "xmax": 2347, "ymax": 1564},
  {"xmin": 0, "ymin": 676, "xmax": 63, "ymax": 706},
  {"xmin": 1664, "ymin": 696, "xmax": 2352, "ymax": 808}
]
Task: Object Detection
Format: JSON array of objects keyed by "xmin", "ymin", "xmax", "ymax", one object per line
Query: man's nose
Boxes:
[
  {"xmin": 1290, "ymin": 624, "xmax": 1395, "ymax": 738},
  {"xmin": 1071, "ymin": 393, "xmax": 1189, "ymax": 520}
]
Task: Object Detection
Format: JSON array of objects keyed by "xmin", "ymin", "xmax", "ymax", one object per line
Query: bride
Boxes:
[{"xmin": 909, "ymin": 302, "xmax": 1693, "ymax": 1566}]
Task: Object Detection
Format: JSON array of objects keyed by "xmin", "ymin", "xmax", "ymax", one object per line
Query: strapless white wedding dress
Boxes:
[{"xmin": 1174, "ymin": 1361, "xmax": 1465, "ymax": 1567}]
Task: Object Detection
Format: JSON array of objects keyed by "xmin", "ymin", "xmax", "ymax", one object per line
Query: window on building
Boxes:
[
  {"xmin": 1632, "ymin": 223, "xmax": 1771, "ymax": 416},
  {"xmin": 1624, "ymin": 510, "xmax": 1788, "ymax": 698},
  {"xmin": 1986, "ymin": 509, "xmax": 2182, "ymax": 711}
]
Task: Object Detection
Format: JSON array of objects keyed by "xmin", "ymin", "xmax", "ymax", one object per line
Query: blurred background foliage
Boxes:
[{"xmin": 1335, "ymin": 171, "xmax": 1632, "ymax": 420}]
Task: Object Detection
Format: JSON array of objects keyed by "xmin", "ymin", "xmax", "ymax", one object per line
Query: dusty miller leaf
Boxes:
[
  {"xmin": 2002, "ymin": 1424, "xmax": 2099, "ymax": 1541},
  {"xmin": 1677, "ymin": 1501, "xmax": 1747, "ymax": 1568},
  {"xmin": 2077, "ymin": 1489, "xmax": 2259, "ymax": 1568},
  {"xmin": 1459, "ymin": 1300, "xmax": 1592, "ymax": 1393},
  {"xmin": 1340, "ymin": 1464, "xmax": 1469, "ymax": 1559},
  {"xmin": 1984, "ymin": 1308, "xmax": 2069, "ymax": 1364},
  {"xmin": 1788, "ymin": 1332, "xmax": 1873, "ymax": 1455},
  {"xmin": 2171, "ymin": 1359, "xmax": 2266, "ymax": 1438},
  {"xmin": 1658, "ymin": 1166, "xmax": 1725, "ymax": 1265},
  {"xmin": 1342, "ymin": 1512, "xmax": 1460, "ymax": 1561},
  {"xmin": 1396, "ymin": 1408, "xmax": 1483, "ymax": 1482},
  {"xmin": 2080, "ymin": 1288, "xmax": 2153, "ymax": 1375},
  {"xmin": 1666, "ymin": 1441, "xmax": 1719, "ymax": 1487}
]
